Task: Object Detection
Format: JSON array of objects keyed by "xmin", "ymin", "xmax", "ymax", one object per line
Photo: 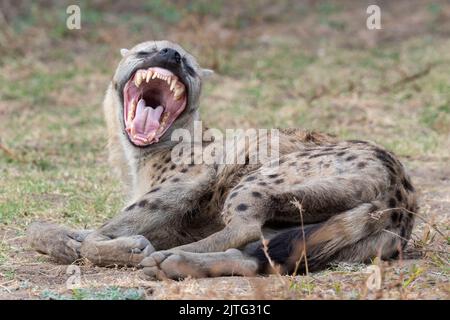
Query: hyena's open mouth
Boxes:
[{"xmin": 123, "ymin": 67, "xmax": 187, "ymax": 146}]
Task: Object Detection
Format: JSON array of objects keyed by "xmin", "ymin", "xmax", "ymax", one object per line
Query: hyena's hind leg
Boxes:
[{"xmin": 27, "ymin": 222, "xmax": 93, "ymax": 264}]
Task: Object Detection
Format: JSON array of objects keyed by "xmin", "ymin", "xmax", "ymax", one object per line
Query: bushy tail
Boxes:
[{"xmin": 248, "ymin": 202, "xmax": 405, "ymax": 274}]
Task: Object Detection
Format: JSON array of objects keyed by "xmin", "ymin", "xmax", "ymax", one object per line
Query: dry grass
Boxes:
[{"xmin": 0, "ymin": 0, "xmax": 449, "ymax": 299}]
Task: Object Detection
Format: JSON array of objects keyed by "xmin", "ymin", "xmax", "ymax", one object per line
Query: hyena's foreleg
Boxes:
[{"xmin": 27, "ymin": 222, "xmax": 93, "ymax": 264}]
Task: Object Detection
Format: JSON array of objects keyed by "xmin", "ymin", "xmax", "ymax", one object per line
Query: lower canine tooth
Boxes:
[
  {"xmin": 135, "ymin": 72, "xmax": 142, "ymax": 87},
  {"xmin": 174, "ymin": 88, "xmax": 184, "ymax": 100},
  {"xmin": 128, "ymin": 100, "xmax": 136, "ymax": 120}
]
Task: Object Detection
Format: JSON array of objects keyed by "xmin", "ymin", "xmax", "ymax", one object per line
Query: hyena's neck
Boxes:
[{"xmin": 127, "ymin": 109, "xmax": 203, "ymax": 198}]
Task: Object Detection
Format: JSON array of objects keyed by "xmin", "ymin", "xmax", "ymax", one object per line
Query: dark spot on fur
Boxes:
[
  {"xmin": 245, "ymin": 176, "xmax": 257, "ymax": 182},
  {"xmin": 323, "ymin": 163, "xmax": 331, "ymax": 168},
  {"xmin": 234, "ymin": 184, "xmax": 244, "ymax": 190},
  {"xmin": 147, "ymin": 187, "xmax": 160, "ymax": 194},
  {"xmin": 289, "ymin": 161, "xmax": 296, "ymax": 166},
  {"xmin": 309, "ymin": 152, "xmax": 335, "ymax": 158},
  {"xmin": 172, "ymin": 178, "xmax": 180, "ymax": 182},
  {"xmin": 391, "ymin": 211, "xmax": 400, "ymax": 224},
  {"xmin": 357, "ymin": 162, "xmax": 367, "ymax": 169},
  {"xmin": 137, "ymin": 200, "xmax": 148, "ymax": 208},
  {"xmin": 252, "ymin": 191, "xmax": 262, "ymax": 198},
  {"xmin": 389, "ymin": 198, "xmax": 397, "ymax": 208},
  {"xmin": 236, "ymin": 203, "xmax": 249, "ymax": 211},
  {"xmin": 180, "ymin": 168, "xmax": 188, "ymax": 173},
  {"xmin": 385, "ymin": 163, "xmax": 397, "ymax": 175},
  {"xmin": 402, "ymin": 177, "xmax": 415, "ymax": 192},
  {"xmin": 346, "ymin": 155, "xmax": 357, "ymax": 162},
  {"xmin": 400, "ymin": 226, "xmax": 407, "ymax": 238},
  {"xmin": 161, "ymin": 178, "xmax": 167, "ymax": 183},
  {"xmin": 170, "ymin": 164, "xmax": 176, "ymax": 170},
  {"xmin": 374, "ymin": 148, "xmax": 397, "ymax": 167},
  {"xmin": 268, "ymin": 174, "xmax": 279, "ymax": 179},
  {"xmin": 229, "ymin": 192, "xmax": 238, "ymax": 199},
  {"xmin": 156, "ymin": 164, "xmax": 162, "ymax": 170},
  {"xmin": 258, "ymin": 181, "xmax": 267, "ymax": 186},
  {"xmin": 395, "ymin": 189, "xmax": 403, "ymax": 202},
  {"xmin": 299, "ymin": 152, "xmax": 310, "ymax": 157},
  {"xmin": 337, "ymin": 151, "xmax": 346, "ymax": 157},
  {"xmin": 274, "ymin": 178, "xmax": 284, "ymax": 184},
  {"xmin": 149, "ymin": 202, "xmax": 159, "ymax": 210}
]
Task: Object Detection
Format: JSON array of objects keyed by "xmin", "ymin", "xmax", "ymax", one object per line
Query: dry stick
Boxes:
[
  {"xmin": 378, "ymin": 63, "xmax": 437, "ymax": 93},
  {"xmin": 260, "ymin": 235, "xmax": 286, "ymax": 286},
  {"xmin": 291, "ymin": 199, "xmax": 309, "ymax": 276},
  {"xmin": 0, "ymin": 139, "xmax": 16, "ymax": 159},
  {"xmin": 370, "ymin": 207, "xmax": 447, "ymax": 240}
]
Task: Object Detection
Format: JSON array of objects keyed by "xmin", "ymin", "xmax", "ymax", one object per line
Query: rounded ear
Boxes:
[
  {"xmin": 120, "ymin": 48, "xmax": 130, "ymax": 57},
  {"xmin": 201, "ymin": 69, "xmax": 214, "ymax": 79}
]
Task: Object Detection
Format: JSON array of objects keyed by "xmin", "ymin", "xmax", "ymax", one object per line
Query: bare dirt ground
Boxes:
[{"xmin": 0, "ymin": 0, "xmax": 449, "ymax": 299}]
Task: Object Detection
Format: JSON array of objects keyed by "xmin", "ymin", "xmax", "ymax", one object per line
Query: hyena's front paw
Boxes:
[
  {"xmin": 27, "ymin": 221, "xmax": 92, "ymax": 264},
  {"xmin": 80, "ymin": 234, "xmax": 155, "ymax": 266}
]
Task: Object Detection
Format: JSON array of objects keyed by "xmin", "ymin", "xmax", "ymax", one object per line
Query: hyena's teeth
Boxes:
[
  {"xmin": 166, "ymin": 77, "xmax": 171, "ymax": 86},
  {"xmin": 128, "ymin": 99, "xmax": 137, "ymax": 121},
  {"xmin": 152, "ymin": 72, "xmax": 157, "ymax": 79},
  {"xmin": 170, "ymin": 78, "xmax": 177, "ymax": 91},
  {"xmin": 146, "ymin": 131, "xmax": 156, "ymax": 142},
  {"xmin": 174, "ymin": 86, "xmax": 185, "ymax": 100},
  {"xmin": 135, "ymin": 71, "xmax": 143, "ymax": 87},
  {"xmin": 146, "ymin": 70, "xmax": 153, "ymax": 83},
  {"xmin": 157, "ymin": 113, "xmax": 170, "ymax": 134}
]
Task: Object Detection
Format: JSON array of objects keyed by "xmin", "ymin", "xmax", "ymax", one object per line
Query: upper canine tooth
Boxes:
[
  {"xmin": 170, "ymin": 79, "xmax": 177, "ymax": 91},
  {"xmin": 146, "ymin": 70, "xmax": 153, "ymax": 82}
]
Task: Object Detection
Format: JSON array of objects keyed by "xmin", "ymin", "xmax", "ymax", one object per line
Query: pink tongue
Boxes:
[{"xmin": 134, "ymin": 99, "xmax": 164, "ymax": 134}]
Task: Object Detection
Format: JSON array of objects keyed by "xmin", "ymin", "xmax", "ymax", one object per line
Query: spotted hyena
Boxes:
[{"xmin": 28, "ymin": 40, "xmax": 417, "ymax": 279}]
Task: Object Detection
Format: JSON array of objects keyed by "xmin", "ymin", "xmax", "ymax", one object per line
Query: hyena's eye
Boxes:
[
  {"xmin": 182, "ymin": 58, "xmax": 197, "ymax": 77},
  {"xmin": 135, "ymin": 51, "xmax": 151, "ymax": 57}
]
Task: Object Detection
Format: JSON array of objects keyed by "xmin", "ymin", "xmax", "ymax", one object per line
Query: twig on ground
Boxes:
[
  {"xmin": 291, "ymin": 199, "xmax": 309, "ymax": 276},
  {"xmin": 260, "ymin": 235, "xmax": 286, "ymax": 286},
  {"xmin": 378, "ymin": 63, "xmax": 437, "ymax": 93}
]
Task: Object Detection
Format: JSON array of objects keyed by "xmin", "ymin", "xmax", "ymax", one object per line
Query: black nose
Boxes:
[{"xmin": 159, "ymin": 48, "xmax": 181, "ymax": 64}]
